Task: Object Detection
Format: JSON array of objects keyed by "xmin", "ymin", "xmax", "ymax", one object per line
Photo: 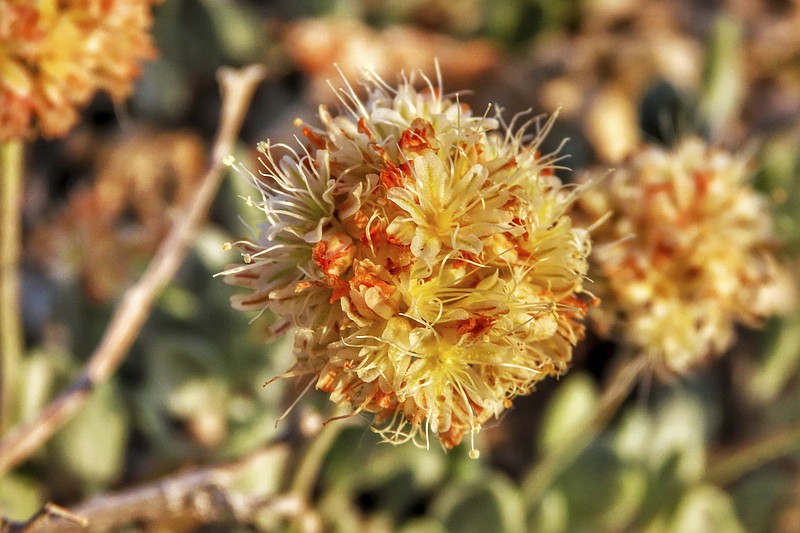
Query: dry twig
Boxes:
[
  {"xmin": 0, "ymin": 65, "xmax": 266, "ymax": 476},
  {"xmin": 706, "ymin": 423, "xmax": 800, "ymax": 486},
  {"xmin": 3, "ymin": 445, "xmax": 296, "ymax": 532},
  {"xmin": 0, "ymin": 503, "xmax": 87, "ymax": 533}
]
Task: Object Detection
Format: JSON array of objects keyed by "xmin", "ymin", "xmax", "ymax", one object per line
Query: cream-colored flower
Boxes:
[
  {"xmin": 222, "ymin": 68, "xmax": 593, "ymax": 454},
  {"xmin": 0, "ymin": 0, "xmax": 159, "ymax": 140},
  {"xmin": 580, "ymin": 138, "xmax": 795, "ymax": 375}
]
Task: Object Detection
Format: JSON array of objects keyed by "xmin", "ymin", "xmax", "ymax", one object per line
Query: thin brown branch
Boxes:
[
  {"xmin": 0, "ymin": 65, "xmax": 266, "ymax": 476},
  {"xmin": 5, "ymin": 445, "xmax": 294, "ymax": 532},
  {"xmin": 706, "ymin": 423, "xmax": 800, "ymax": 486},
  {"xmin": 1, "ymin": 503, "xmax": 87, "ymax": 533}
]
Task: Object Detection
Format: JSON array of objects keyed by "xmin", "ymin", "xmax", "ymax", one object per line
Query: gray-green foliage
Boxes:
[{"xmin": 301, "ymin": 371, "xmax": 762, "ymax": 533}]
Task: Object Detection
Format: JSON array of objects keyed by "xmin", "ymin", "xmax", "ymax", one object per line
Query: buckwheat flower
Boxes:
[
  {"xmin": 579, "ymin": 138, "xmax": 795, "ymax": 375},
  {"xmin": 0, "ymin": 0, "xmax": 159, "ymax": 140},
  {"xmin": 222, "ymin": 68, "xmax": 594, "ymax": 455}
]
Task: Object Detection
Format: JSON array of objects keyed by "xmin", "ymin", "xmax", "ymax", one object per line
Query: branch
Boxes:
[
  {"xmin": 0, "ymin": 503, "xmax": 86, "ymax": 533},
  {"xmin": 2, "ymin": 445, "xmax": 303, "ymax": 532},
  {"xmin": 705, "ymin": 423, "xmax": 800, "ymax": 486},
  {"xmin": 0, "ymin": 65, "xmax": 267, "ymax": 475}
]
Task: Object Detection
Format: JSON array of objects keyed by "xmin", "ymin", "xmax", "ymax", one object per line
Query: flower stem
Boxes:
[
  {"xmin": 705, "ymin": 424, "xmax": 800, "ymax": 486},
  {"xmin": 524, "ymin": 352, "xmax": 648, "ymax": 504},
  {"xmin": 284, "ymin": 411, "xmax": 350, "ymax": 532},
  {"xmin": 0, "ymin": 140, "xmax": 24, "ymax": 436},
  {"xmin": 289, "ymin": 422, "xmax": 342, "ymax": 501}
]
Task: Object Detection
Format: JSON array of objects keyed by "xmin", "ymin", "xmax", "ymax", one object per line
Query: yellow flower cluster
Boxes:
[
  {"xmin": 0, "ymin": 0, "xmax": 159, "ymax": 140},
  {"xmin": 580, "ymin": 138, "xmax": 795, "ymax": 375},
  {"xmin": 223, "ymin": 69, "xmax": 594, "ymax": 453}
]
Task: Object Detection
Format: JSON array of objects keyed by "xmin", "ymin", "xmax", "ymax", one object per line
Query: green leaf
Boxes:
[
  {"xmin": 700, "ymin": 16, "xmax": 744, "ymax": 136},
  {"xmin": 51, "ymin": 381, "xmax": 129, "ymax": 490},
  {"xmin": 730, "ymin": 468, "xmax": 789, "ymax": 533},
  {"xmin": 669, "ymin": 485, "xmax": 746, "ymax": 533},
  {"xmin": 230, "ymin": 445, "xmax": 291, "ymax": 501},
  {"xmin": 324, "ymin": 427, "xmax": 446, "ymax": 493},
  {"xmin": 0, "ymin": 473, "xmax": 41, "ymax": 521},
  {"xmin": 756, "ymin": 133, "xmax": 800, "ymax": 250},
  {"xmin": 635, "ymin": 452, "xmax": 687, "ymax": 530},
  {"xmin": 431, "ymin": 473, "xmax": 525, "ymax": 533},
  {"xmin": 540, "ymin": 443, "xmax": 646, "ymax": 532},
  {"xmin": 646, "ymin": 387, "xmax": 710, "ymax": 483},
  {"xmin": 750, "ymin": 312, "xmax": 800, "ymax": 404},
  {"xmin": 317, "ymin": 489, "xmax": 370, "ymax": 533},
  {"xmin": 134, "ymin": 58, "xmax": 192, "ymax": 121},
  {"xmin": 16, "ymin": 347, "xmax": 64, "ymax": 424},
  {"xmin": 398, "ymin": 518, "xmax": 448, "ymax": 533},
  {"xmin": 221, "ymin": 397, "xmax": 281, "ymax": 458},
  {"xmin": 537, "ymin": 373, "xmax": 598, "ymax": 455},
  {"xmin": 322, "ymin": 426, "xmax": 449, "ymax": 520},
  {"xmin": 613, "ymin": 407, "xmax": 653, "ymax": 462},
  {"xmin": 159, "ymin": 284, "xmax": 200, "ymax": 321},
  {"xmin": 198, "ymin": 0, "xmax": 265, "ymax": 64},
  {"xmin": 527, "ymin": 489, "xmax": 568, "ymax": 533}
]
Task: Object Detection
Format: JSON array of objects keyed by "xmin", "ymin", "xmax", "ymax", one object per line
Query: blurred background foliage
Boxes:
[{"xmin": 2, "ymin": 0, "xmax": 800, "ymax": 531}]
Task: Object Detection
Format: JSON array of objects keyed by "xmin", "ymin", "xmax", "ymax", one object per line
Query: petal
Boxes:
[
  {"xmin": 411, "ymin": 226, "xmax": 440, "ymax": 264},
  {"xmin": 0, "ymin": 59, "xmax": 33, "ymax": 96},
  {"xmin": 413, "ymin": 151, "xmax": 450, "ymax": 209}
]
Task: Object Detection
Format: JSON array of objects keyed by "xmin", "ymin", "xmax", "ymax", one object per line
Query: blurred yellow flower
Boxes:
[
  {"xmin": 580, "ymin": 138, "xmax": 796, "ymax": 375},
  {"xmin": 223, "ymin": 68, "xmax": 593, "ymax": 454},
  {"xmin": 0, "ymin": 0, "xmax": 159, "ymax": 140}
]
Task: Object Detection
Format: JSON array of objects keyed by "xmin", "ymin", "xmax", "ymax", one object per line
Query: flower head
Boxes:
[
  {"xmin": 579, "ymin": 138, "xmax": 796, "ymax": 375},
  {"xmin": 223, "ymin": 67, "xmax": 593, "ymax": 454},
  {"xmin": 0, "ymin": 0, "xmax": 159, "ymax": 140}
]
